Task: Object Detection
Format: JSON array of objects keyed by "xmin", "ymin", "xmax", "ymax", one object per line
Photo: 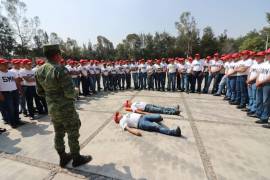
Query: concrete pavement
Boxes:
[{"xmin": 0, "ymin": 90, "xmax": 270, "ymax": 180}]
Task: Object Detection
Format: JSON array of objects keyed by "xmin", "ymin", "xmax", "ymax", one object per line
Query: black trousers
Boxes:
[
  {"xmin": 0, "ymin": 90, "xmax": 19, "ymax": 126},
  {"xmin": 81, "ymin": 76, "xmax": 89, "ymax": 96},
  {"xmin": 23, "ymin": 86, "xmax": 43, "ymax": 117},
  {"xmin": 191, "ymin": 71, "xmax": 203, "ymax": 93},
  {"xmin": 126, "ymin": 73, "xmax": 131, "ymax": 89}
]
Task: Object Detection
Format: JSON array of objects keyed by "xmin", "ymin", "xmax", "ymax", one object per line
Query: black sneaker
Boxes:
[
  {"xmin": 262, "ymin": 124, "xmax": 270, "ymax": 129},
  {"xmin": 213, "ymin": 93, "xmax": 221, "ymax": 96},
  {"xmin": 175, "ymin": 127, "xmax": 182, "ymax": 137},
  {"xmin": 237, "ymin": 105, "xmax": 246, "ymax": 109},
  {"xmin": 72, "ymin": 155, "xmax": 92, "ymax": 167},
  {"xmin": 0, "ymin": 128, "xmax": 6, "ymax": 134},
  {"xmin": 59, "ymin": 153, "xmax": 72, "ymax": 168},
  {"xmin": 255, "ymin": 120, "xmax": 268, "ymax": 124}
]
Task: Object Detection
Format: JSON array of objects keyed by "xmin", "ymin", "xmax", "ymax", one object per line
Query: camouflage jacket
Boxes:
[{"xmin": 35, "ymin": 61, "xmax": 76, "ymax": 116}]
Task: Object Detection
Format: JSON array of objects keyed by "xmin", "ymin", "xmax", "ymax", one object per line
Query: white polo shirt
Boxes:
[
  {"xmin": 191, "ymin": 59, "xmax": 204, "ymax": 72},
  {"xmin": 248, "ymin": 61, "xmax": 259, "ymax": 81},
  {"xmin": 0, "ymin": 70, "xmax": 18, "ymax": 91},
  {"xmin": 185, "ymin": 61, "xmax": 192, "ymax": 74},
  {"xmin": 138, "ymin": 64, "xmax": 147, "ymax": 73},
  {"xmin": 237, "ymin": 59, "xmax": 253, "ymax": 76},
  {"xmin": 119, "ymin": 113, "xmax": 142, "ymax": 130},
  {"xmin": 131, "ymin": 101, "xmax": 147, "ymax": 112},
  {"xmin": 20, "ymin": 69, "xmax": 36, "ymax": 86},
  {"xmin": 257, "ymin": 61, "xmax": 270, "ymax": 81},
  {"xmin": 167, "ymin": 64, "xmax": 177, "ymax": 73}
]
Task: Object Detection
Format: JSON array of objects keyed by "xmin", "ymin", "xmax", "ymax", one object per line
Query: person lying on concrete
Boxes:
[
  {"xmin": 124, "ymin": 100, "xmax": 180, "ymax": 115},
  {"xmin": 113, "ymin": 112, "xmax": 181, "ymax": 137}
]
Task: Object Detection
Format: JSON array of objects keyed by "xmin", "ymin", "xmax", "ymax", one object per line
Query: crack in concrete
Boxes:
[{"xmin": 180, "ymin": 93, "xmax": 218, "ymax": 180}]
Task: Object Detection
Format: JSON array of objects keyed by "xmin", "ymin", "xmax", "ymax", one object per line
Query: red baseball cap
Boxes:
[
  {"xmin": 214, "ymin": 53, "xmax": 219, "ymax": 57},
  {"xmin": 256, "ymin": 51, "xmax": 266, "ymax": 57},
  {"xmin": 0, "ymin": 59, "xmax": 9, "ymax": 64},
  {"xmin": 265, "ymin": 48, "xmax": 270, "ymax": 55}
]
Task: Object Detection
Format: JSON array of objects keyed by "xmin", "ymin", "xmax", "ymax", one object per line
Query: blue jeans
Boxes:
[
  {"xmin": 167, "ymin": 72, "xmax": 176, "ymax": 91},
  {"xmin": 102, "ymin": 75, "xmax": 109, "ymax": 91},
  {"xmin": 72, "ymin": 78, "xmax": 79, "ymax": 88},
  {"xmin": 216, "ymin": 76, "xmax": 228, "ymax": 95},
  {"xmin": 180, "ymin": 74, "xmax": 185, "ymax": 90},
  {"xmin": 145, "ymin": 104, "xmax": 178, "ymax": 115},
  {"xmin": 235, "ymin": 76, "xmax": 241, "ymax": 103},
  {"xmin": 229, "ymin": 76, "xmax": 237, "ymax": 101},
  {"xmin": 206, "ymin": 73, "xmax": 220, "ymax": 94},
  {"xmin": 256, "ymin": 83, "xmax": 270, "ymax": 122},
  {"xmin": 238, "ymin": 75, "xmax": 248, "ymax": 106},
  {"xmin": 0, "ymin": 90, "xmax": 20, "ymax": 126},
  {"xmin": 247, "ymin": 83, "xmax": 256, "ymax": 112},
  {"xmin": 138, "ymin": 114, "xmax": 177, "ymax": 136},
  {"xmin": 132, "ymin": 73, "xmax": 139, "ymax": 89},
  {"xmin": 147, "ymin": 74, "xmax": 154, "ymax": 90},
  {"xmin": 139, "ymin": 72, "xmax": 147, "ymax": 89},
  {"xmin": 89, "ymin": 76, "xmax": 96, "ymax": 92}
]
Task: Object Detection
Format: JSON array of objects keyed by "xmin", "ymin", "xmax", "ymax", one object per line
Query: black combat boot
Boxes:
[
  {"xmin": 59, "ymin": 152, "xmax": 72, "ymax": 167},
  {"xmin": 72, "ymin": 154, "xmax": 92, "ymax": 167}
]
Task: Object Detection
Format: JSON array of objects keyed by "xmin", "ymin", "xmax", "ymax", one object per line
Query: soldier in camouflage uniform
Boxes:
[{"xmin": 35, "ymin": 44, "xmax": 92, "ymax": 167}]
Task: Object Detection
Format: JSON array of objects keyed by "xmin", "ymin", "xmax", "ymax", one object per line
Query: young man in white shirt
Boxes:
[
  {"xmin": 154, "ymin": 60, "xmax": 164, "ymax": 91},
  {"xmin": 113, "ymin": 112, "xmax": 181, "ymax": 137},
  {"xmin": 87, "ymin": 60, "xmax": 96, "ymax": 94},
  {"xmin": 167, "ymin": 59, "xmax": 177, "ymax": 91},
  {"xmin": 246, "ymin": 52, "xmax": 265, "ymax": 117},
  {"xmin": 177, "ymin": 58, "xmax": 186, "ymax": 92},
  {"xmin": 79, "ymin": 60, "xmax": 90, "ymax": 96},
  {"xmin": 138, "ymin": 60, "xmax": 147, "ymax": 90},
  {"xmin": 130, "ymin": 60, "xmax": 139, "ymax": 90},
  {"xmin": 234, "ymin": 50, "xmax": 253, "ymax": 109},
  {"xmin": 255, "ymin": 49, "xmax": 270, "ymax": 125},
  {"xmin": 146, "ymin": 60, "xmax": 155, "ymax": 90},
  {"xmin": 205, "ymin": 53, "xmax": 223, "ymax": 94},
  {"xmin": 101, "ymin": 62, "xmax": 110, "ymax": 91},
  {"xmin": 0, "ymin": 59, "xmax": 24, "ymax": 128},
  {"xmin": 123, "ymin": 60, "xmax": 131, "ymax": 89},
  {"xmin": 184, "ymin": 57, "xmax": 193, "ymax": 93},
  {"xmin": 20, "ymin": 59, "xmax": 44, "ymax": 120},
  {"xmin": 124, "ymin": 100, "xmax": 180, "ymax": 115},
  {"xmin": 191, "ymin": 54, "xmax": 204, "ymax": 93}
]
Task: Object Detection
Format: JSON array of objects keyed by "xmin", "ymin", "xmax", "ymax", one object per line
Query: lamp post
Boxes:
[{"xmin": 266, "ymin": 34, "xmax": 269, "ymax": 50}]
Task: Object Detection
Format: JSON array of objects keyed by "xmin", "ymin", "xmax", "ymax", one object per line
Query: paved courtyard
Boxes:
[{"xmin": 0, "ymin": 90, "xmax": 270, "ymax": 180}]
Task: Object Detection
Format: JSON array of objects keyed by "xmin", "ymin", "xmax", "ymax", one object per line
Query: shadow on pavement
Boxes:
[
  {"xmin": 0, "ymin": 132, "xmax": 21, "ymax": 153},
  {"xmin": 16, "ymin": 122, "xmax": 53, "ymax": 137},
  {"xmin": 67, "ymin": 162, "xmax": 146, "ymax": 180}
]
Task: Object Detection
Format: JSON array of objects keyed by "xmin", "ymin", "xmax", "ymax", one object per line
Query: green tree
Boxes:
[
  {"xmin": 175, "ymin": 12, "xmax": 199, "ymax": 56},
  {"xmin": 200, "ymin": 26, "xmax": 218, "ymax": 57},
  {"xmin": 0, "ymin": 16, "xmax": 16, "ymax": 57}
]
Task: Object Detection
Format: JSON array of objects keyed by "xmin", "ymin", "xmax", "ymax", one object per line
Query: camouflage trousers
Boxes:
[{"xmin": 51, "ymin": 111, "xmax": 81, "ymax": 156}]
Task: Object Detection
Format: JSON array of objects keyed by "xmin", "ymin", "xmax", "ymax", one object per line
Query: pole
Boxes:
[{"xmin": 266, "ymin": 34, "xmax": 269, "ymax": 50}]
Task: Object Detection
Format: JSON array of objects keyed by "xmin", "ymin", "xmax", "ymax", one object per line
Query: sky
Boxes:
[{"xmin": 21, "ymin": 0, "xmax": 270, "ymax": 46}]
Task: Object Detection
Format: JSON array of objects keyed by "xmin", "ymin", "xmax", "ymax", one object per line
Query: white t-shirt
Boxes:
[
  {"xmin": 248, "ymin": 61, "xmax": 259, "ymax": 81},
  {"xmin": 138, "ymin": 64, "xmax": 147, "ymax": 73},
  {"xmin": 130, "ymin": 64, "xmax": 138, "ymax": 73},
  {"xmin": 177, "ymin": 63, "xmax": 186, "ymax": 73},
  {"xmin": 94, "ymin": 65, "xmax": 101, "ymax": 74},
  {"xmin": 154, "ymin": 64, "xmax": 163, "ymax": 73},
  {"xmin": 110, "ymin": 66, "xmax": 118, "ymax": 74},
  {"xmin": 119, "ymin": 113, "xmax": 142, "ymax": 130},
  {"xmin": 257, "ymin": 61, "xmax": 270, "ymax": 81},
  {"xmin": 20, "ymin": 69, "xmax": 36, "ymax": 86},
  {"xmin": 167, "ymin": 64, "xmax": 177, "ymax": 73},
  {"xmin": 237, "ymin": 59, "xmax": 253, "ymax": 76},
  {"xmin": 118, "ymin": 65, "xmax": 125, "ymax": 74},
  {"xmin": 79, "ymin": 65, "xmax": 88, "ymax": 77},
  {"xmin": 131, "ymin": 102, "xmax": 147, "ymax": 112},
  {"xmin": 123, "ymin": 64, "xmax": 131, "ymax": 73},
  {"xmin": 88, "ymin": 65, "xmax": 95, "ymax": 75},
  {"xmin": 146, "ymin": 65, "xmax": 154, "ymax": 74},
  {"xmin": 191, "ymin": 60, "xmax": 204, "ymax": 72},
  {"xmin": 209, "ymin": 60, "xmax": 222, "ymax": 72},
  {"xmin": 0, "ymin": 70, "xmax": 18, "ymax": 91},
  {"xmin": 67, "ymin": 66, "xmax": 78, "ymax": 78},
  {"xmin": 185, "ymin": 61, "xmax": 192, "ymax": 74},
  {"xmin": 101, "ymin": 67, "xmax": 110, "ymax": 76}
]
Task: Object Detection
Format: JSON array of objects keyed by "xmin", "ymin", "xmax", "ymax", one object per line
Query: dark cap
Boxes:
[{"xmin": 43, "ymin": 44, "xmax": 61, "ymax": 57}]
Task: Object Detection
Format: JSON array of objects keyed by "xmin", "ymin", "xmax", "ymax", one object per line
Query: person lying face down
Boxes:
[
  {"xmin": 113, "ymin": 112, "xmax": 181, "ymax": 137},
  {"xmin": 124, "ymin": 100, "xmax": 180, "ymax": 115}
]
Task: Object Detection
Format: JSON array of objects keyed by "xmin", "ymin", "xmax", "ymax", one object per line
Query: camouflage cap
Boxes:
[{"xmin": 43, "ymin": 44, "xmax": 61, "ymax": 56}]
